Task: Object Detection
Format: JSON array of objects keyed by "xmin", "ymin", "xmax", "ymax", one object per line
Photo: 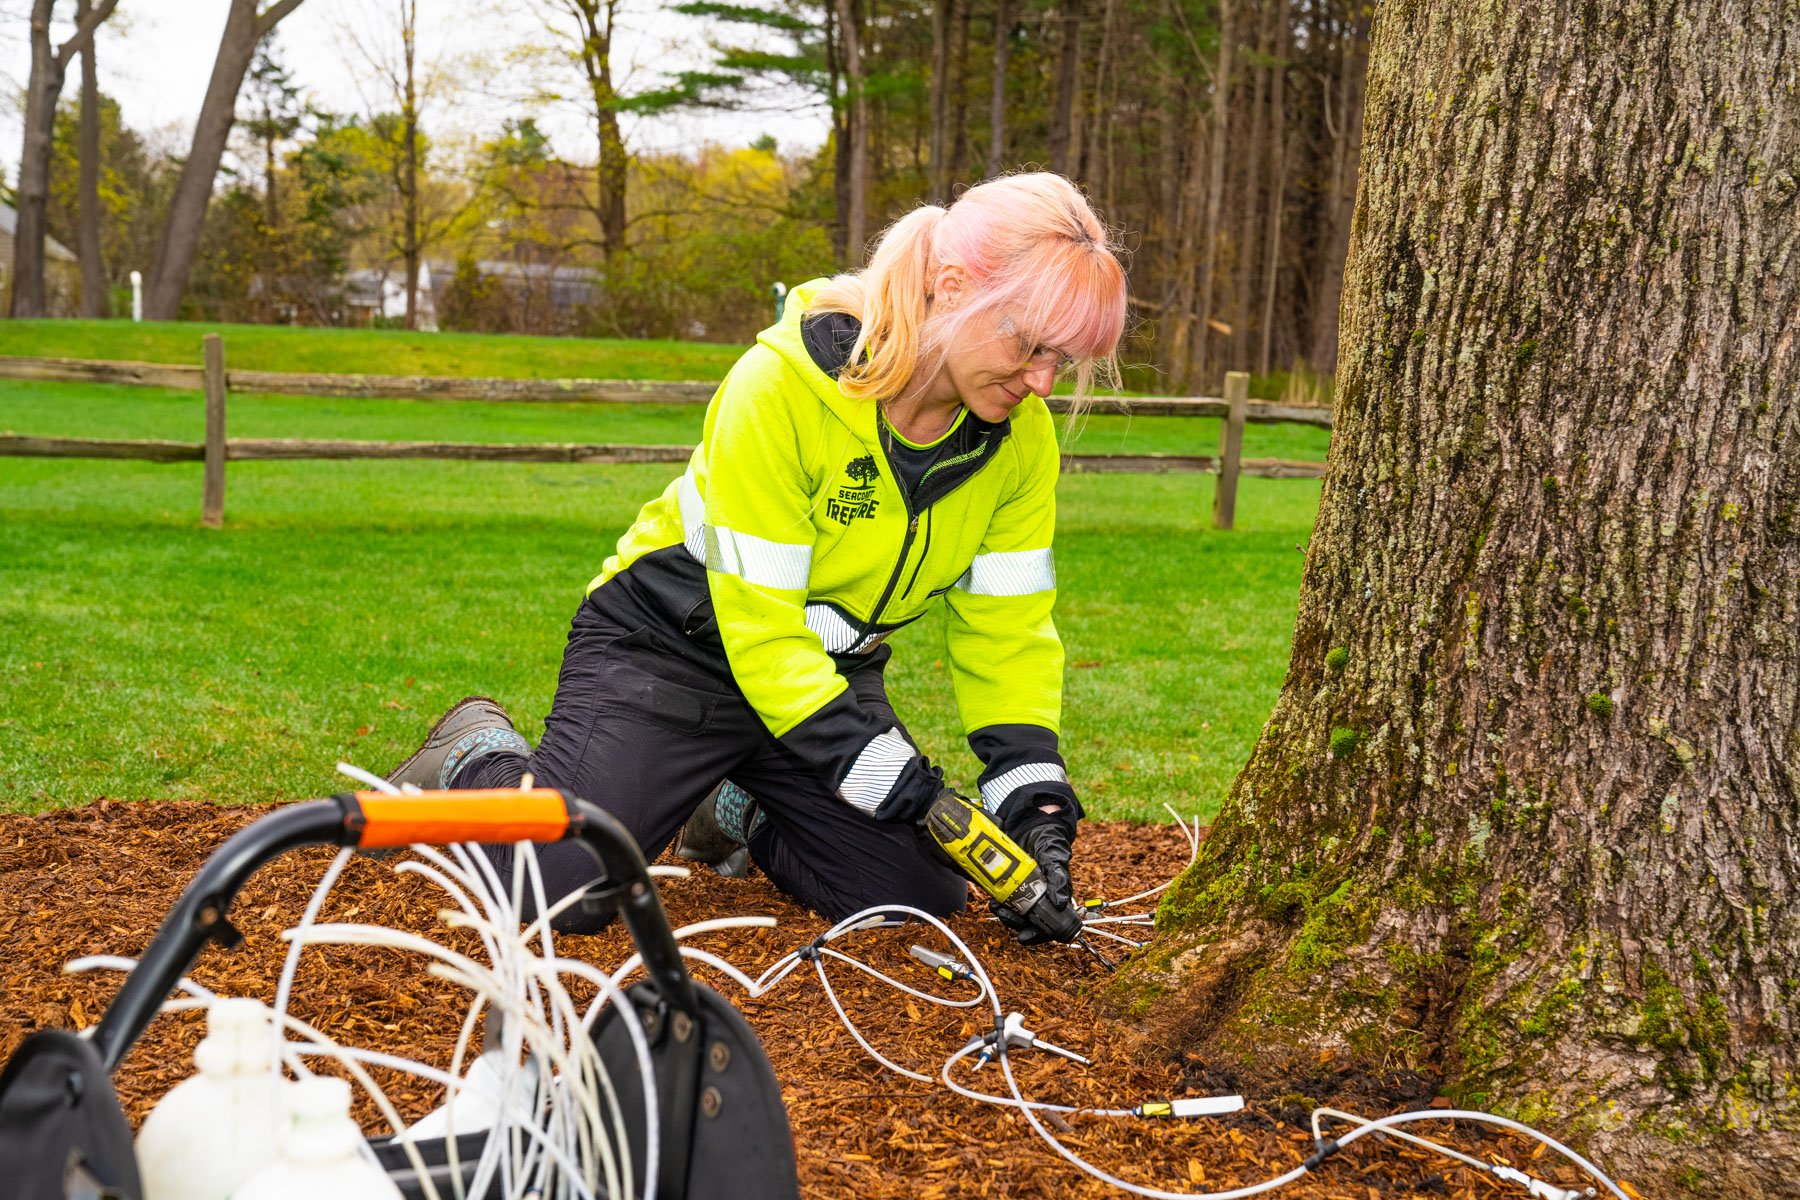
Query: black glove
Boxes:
[{"xmin": 992, "ymin": 821, "xmax": 1082, "ymax": 945}]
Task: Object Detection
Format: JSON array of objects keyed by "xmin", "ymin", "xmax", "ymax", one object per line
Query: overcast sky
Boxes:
[{"xmin": 1, "ymin": 0, "xmax": 827, "ymax": 185}]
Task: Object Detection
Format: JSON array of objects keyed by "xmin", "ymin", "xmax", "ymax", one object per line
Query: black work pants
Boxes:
[{"xmin": 458, "ymin": 590, "xmax": 967, "ymax": 932}]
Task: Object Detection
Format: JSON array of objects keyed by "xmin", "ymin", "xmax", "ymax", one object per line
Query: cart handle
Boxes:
[{"xmin": 90, "ymin": 790, "xmax": 696, "ymax": 1073}]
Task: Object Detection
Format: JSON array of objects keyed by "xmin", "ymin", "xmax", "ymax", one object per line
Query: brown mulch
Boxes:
[{"xmin": 0, "ymin": 800, "xmax": 1588, "ymax": 1199}]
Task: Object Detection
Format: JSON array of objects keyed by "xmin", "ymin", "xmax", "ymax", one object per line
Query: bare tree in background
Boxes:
[
  {"xmin": 835, "ymin": 0, "xmax": 867, "ymax": 265},
  {"xmin": 985, "ymin": 0, "xmax": 1010, "ymax": 173},
  {"xmin": 75, "ymin": 0, "xmax": 104, "ymax": 316},
  {"xmin": 1047, "ymin": 0, "xmax": 1082, "ymax": 175},
  {"xmin": 927, "ymin": 0, "xmax": 951, "ymax": 200},
  {"xmin": 537, "ymin": 0, "xmax": 629, "ymax": 260},
  {"xmin": 10, "ymin": 0, "xmax": 119, "ymax": 318},
  {"xmin": 241, "ymin": 40, "xmax": 303, "ymax": 239},
  {"xmin": 944, "ymin": 0, "xmax": 973, "ymax": 182},
  {"xmin": 144, "ymin": 0, "xmax": 308, "ymax": 321},
  {"xmin": 342, "ymin": 0, "xmax": 435, "ymax": 328},
  {"xmin": 1306, "ymin": 2, "xmax": 1367, "ymax": 372}
]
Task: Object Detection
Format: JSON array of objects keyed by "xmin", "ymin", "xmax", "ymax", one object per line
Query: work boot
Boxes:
[
  {"xmin": 386, "ymin": 696, "xmax": 530, "ymax": 791},
  {"xmin": 675, "ymin": 780, "xmax": 764, "ymax": 872}
]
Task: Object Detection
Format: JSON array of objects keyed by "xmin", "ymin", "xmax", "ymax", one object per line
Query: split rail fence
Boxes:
[{"xmin": 0, "ymin": 333, "xmax": 1331, "ymax": 530}]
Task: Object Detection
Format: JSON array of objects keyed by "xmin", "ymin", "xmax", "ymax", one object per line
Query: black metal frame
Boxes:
[{"xmin": 89, "ymin": 794, "xmax": 696, "ymax": 1073}]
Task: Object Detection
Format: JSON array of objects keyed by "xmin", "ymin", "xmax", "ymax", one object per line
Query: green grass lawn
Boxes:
[
  {"xmin": 0, "ymin": 321, "xmax": 1324, "ymax": 826},
  {"xmin": 0, "ymin": 451, "xmax": 1317, "ymax": 825},
  {"xmin": 0, "ymin": 319, "xmax": 747, "ymax": 380}
]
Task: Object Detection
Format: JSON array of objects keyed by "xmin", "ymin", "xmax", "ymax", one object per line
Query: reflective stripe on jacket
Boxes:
[{"xmin": 587, "ymin": 279, "xmax": 1078, "ymax": 825}]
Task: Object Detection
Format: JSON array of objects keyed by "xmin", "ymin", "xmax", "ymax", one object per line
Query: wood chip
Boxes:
[{"xmin": 0, "ymin": 802, "xmax": 1555, "ymax": 1199}]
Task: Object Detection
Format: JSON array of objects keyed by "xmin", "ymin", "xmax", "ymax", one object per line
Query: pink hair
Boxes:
[{"xmin": 810, "ymin": 173, "xmax": 1127, "ymax": 409}]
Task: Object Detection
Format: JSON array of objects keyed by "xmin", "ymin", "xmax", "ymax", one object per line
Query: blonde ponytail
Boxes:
[{"xmin": 810, "ymin": 205, "xmax": 946, "ymax": 400}]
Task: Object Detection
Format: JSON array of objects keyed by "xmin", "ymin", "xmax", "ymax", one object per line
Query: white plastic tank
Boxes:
[
  {"xmin": 135, "ymin": 997, "xmax": 285, "ymax": 1200},
  {"xmin": 233, "ymin": 1075, "xmax": 402, "ymax": 1200}
]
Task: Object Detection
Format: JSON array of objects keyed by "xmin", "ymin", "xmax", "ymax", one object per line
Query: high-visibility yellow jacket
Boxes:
[{"xmin": 588, "ymin": 279, "xmax": 1078, "ymax": 825}]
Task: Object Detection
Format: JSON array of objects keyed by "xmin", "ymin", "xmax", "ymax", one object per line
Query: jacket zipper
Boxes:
[
  {"xmin": 866, "ymin": 512, "xmax": 919, "ymax": 633},
  {"xmin": 902, "ymin": 507, "xmax": 933, "ymax": 598},
  {"xmin": 863, "ymin": 432, "xmax": 920, "ymax": 636},
  {"xmin": 863, "ymin": 420, "xmax": 996, "ymax": 634}
]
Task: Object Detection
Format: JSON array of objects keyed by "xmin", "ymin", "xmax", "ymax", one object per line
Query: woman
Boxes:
[{"xmin": 388, "ymin": 172, "xmax": 1128, "ymax": 937}]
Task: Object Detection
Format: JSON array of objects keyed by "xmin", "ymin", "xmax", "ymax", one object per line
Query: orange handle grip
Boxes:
[{"xmin": 351, "ymin": 789, "xmax": 573, "ymax": 848}]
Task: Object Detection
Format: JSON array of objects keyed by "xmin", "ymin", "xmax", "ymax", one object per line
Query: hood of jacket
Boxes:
[{"xmin": 755, "ymin": 278, "xmax": 892, "ymax": 445}]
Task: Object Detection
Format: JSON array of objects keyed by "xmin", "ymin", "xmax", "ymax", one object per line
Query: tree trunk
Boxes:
[
  {"xmin": 1086, "ymin": 0, "xmax": 1118, "ymax": 205},
  {"xmin": 928, "ymin": 0, "xmax": 951, "ymax": 201},
  {"xmin": 986, "ymin": 0, "xmax": 1011, "ymax": 173},
  {"xmin": 76, "ymin": 0, "xmax": 105, "ymax": 318},
  {"xmin": 1190, "ymin": 0, "xmax": 1234, "ymax": 390},
  {"xmin": 401, "ymin": 0, "xmax": 421, "ymax": 330},
  {"xmin": 145, "ymin": 0, "xmax": 306, "ymax": 321},
  {"xmin": 1256, "ymin": 1, "xmax": 1288, "ymax": 375},
  {"xmin": 825, "ymin": 5, "xmax": 849, "ymax": 263},
  {"xmin": 1165, "ymin": 98, "xmax": 1208, "ymax": 392},
  {"xmin": 1047, "ymin": 0, "xmax": 1083, "ymax": 176},
  {"xmin": 1305, "ymin": 3, "xmax": 1366, "ymax": 373},
  {"xmin": 264, "ymin": 132, "xmax": 279, "ymax": 232},
  {"xmin": 1141, "ymin": 0, "xmax": 1800, "ymax": 1188},
  {"xmin": 947, "ymin": 0, "xmax": 973, "ymax": 184},
  {"xmin": 11, "ymin": 0, "xmax": 118, "ymax": 319},
  {"xmin": 836, "ymin": 0, "xmax": 868, "ymax": 266},
  {"xmin": 564, "ymin": 0, "xmax": 628, "ymax": 260},
  {"xmin": 1231, "ymin": 0, "xmax": 1277, "ymax": 369}
]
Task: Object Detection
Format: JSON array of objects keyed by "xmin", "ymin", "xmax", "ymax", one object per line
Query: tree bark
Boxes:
[
  {"xmin": 1142, "ymin": 0, "xmax": 1800, "ymax": 1188},
  {"xmin": 144, "ymin": 0, "xmax": 306, "ymax": 322},
  {"xmin": 836, "ymin": 0, "xmax": 868, "ymax": 266},
  {"xmin": 76, "ymin": 0, "xmax": 105, "ymax": 318},
  {"xmin": 10, "ymin": 0, "xmax": 119, "ymax": 319},
  {"xmin": 1047, "ymin": 0, "xmax": 1083, "ymax": 176},
  {"xmin": 986, "ymin": 0, "xmax": 1011, "ymax": 174}
]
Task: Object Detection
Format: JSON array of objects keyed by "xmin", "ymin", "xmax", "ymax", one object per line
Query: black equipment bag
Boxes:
[{"xmin": 0, "ymin": 1029, "xmax": 142, "ymax": 1200}]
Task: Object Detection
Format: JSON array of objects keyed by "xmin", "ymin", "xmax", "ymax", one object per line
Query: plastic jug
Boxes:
[
  {"xmin": 136, "ymin": 997, "xmax": 284, "ymax": 1200},
  {"xmin": 232, "ymin": 1075, "xmax": 401, "ymax": 1200}
]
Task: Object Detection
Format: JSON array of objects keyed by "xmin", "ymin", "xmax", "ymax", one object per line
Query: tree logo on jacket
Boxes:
[
  {"xmin": 845, "ymin": 455, "xmax": 880, "ymax": 487},
  {"xmin": 829, "ymin": 455, "xmax": 882, "ymax": 525}
]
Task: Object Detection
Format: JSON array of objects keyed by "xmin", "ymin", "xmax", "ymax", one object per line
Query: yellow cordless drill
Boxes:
[{"xmin": 922, "ymin": 791, "xmax": 1083, "ymax": 944}]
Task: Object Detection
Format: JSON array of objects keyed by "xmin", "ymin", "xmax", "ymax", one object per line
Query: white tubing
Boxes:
[
  {"xmin": 64, "ymin": 956, "xmax": 217, "ymax": 1001},
  {"xmin": 816, "ymin": 947, "xmax": 987, "ymax": 1008},
  {"xmin": 1327, "ymin": 1109, "xmax": 1629, "ymax": 1200},
  {"xmin": 271, "ymin": 846, "xmax": 354, "ymax": 1079},
  {"xmin": 1102, "ymin": 805, "xmax": 1200, "ymax": 908}
]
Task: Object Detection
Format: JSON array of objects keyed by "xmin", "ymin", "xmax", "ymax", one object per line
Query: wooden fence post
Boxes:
[
  {"xmin": 1213, "ymin": 371, "xmax": 1250, "ymax": 530},
  {"xmin": 202, "ymin": 334, "xmax": 226, "ymax": 528}
]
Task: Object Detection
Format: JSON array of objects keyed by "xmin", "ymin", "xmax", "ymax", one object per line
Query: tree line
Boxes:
[{"xmin": 8, "ymin": 0, "xmax": 1370, "ymax": 390}]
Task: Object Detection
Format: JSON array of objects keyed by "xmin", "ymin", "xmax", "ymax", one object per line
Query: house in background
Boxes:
[
  {"xmin": 0, "ymin": 202, "xmax": 79, "ymax": 316},
  {"xmin": 343, "ymin": 262, "xmax": 439, "ymax": 330},
  {"xmin": 425, "ymin": 257, "xmax": 600, "ymax": 335}
]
